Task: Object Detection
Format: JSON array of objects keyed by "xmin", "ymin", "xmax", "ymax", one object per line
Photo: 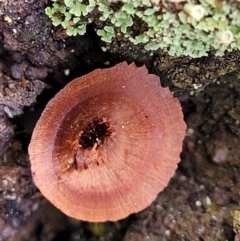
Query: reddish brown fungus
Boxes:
[{"xmin": 28, "ymin": 62, "xmax": 186, "ymax": 222}]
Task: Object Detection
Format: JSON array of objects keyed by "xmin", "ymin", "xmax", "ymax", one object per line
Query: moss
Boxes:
[{"xmin": 45, "ymin": 0, "xmax": 240, "ymax": 58}]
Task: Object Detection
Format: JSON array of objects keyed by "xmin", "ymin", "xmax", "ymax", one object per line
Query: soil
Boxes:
[{"xmin": 0, "ymin": 0, "xmax": 240, "ymax": 241}]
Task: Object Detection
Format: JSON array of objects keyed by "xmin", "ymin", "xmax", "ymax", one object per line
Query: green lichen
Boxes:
[
  {"xmin": 87, "ymin": 223, "xmax": 105, "ymax": 237},
  {"xmin": 45, "ymin": 0, "xmax": 240, "ymax": 58},
  {"xmin": 97, "ymin": 26, "xmax": 115, "ymax": 43}
]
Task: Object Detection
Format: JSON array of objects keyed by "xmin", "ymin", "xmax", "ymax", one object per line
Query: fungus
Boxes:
[
  {"xmin": 183, "ymin": 3, "xmax": 205, "ymax": 22},
  {"xmin": 216, "ymin": 30, "xmax": 234, "ymax": 45},
  {"xmin": 28, "ymin": 62, "xmax": 186, "ymax": 222}
]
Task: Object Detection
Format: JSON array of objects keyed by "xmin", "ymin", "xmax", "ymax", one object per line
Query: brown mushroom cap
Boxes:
[{"xmin": 28, "ymin": 62, "xmax": 186, "ymax": 222}]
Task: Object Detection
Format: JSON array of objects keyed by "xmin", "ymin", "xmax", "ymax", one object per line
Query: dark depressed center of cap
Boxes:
[{"xmin": 79, "ymin": 117, "xmax": 112, "ymax": 149}]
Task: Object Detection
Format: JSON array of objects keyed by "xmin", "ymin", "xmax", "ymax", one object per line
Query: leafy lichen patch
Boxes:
[{"xmin": 46, "ymin": 0, "xmax": 240, "ymax": 57}]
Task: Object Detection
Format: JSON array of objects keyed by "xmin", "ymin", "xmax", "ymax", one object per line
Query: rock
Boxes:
[
  {"xmin": 9, "ymin": 64, "xmax": 24, "ymax": 80},
  {"xmin": 25, "ymin": 66, "xmax": 48, "ymax": 80}
]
